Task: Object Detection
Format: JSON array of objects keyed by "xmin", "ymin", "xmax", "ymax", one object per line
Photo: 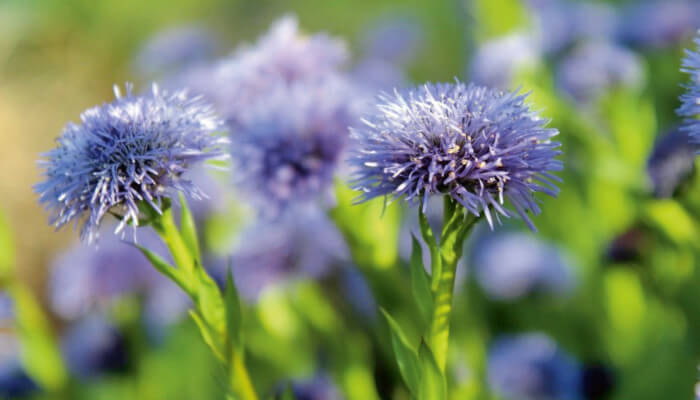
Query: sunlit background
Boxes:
[{"xmin": 1, "ymin": 0, "xmax": 700, "ymax": 399}]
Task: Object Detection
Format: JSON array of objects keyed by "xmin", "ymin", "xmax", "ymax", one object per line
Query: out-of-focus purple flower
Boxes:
[
  {"xmin": 230, "ymin": 76, "xmax": 358, "ymax": 213},
  {"xmin": 48, "ymin": 230, "xmax": 189, "ymax": 325},
  {"xmin": 142, "ymin": 279, "xmax": 191, "ymax": 342},
  {"xmin": 556, "ymin": 41, "xmax": 644, "ymax": 104},
  {"xmin": 0, "ymin": 294, "xmax": 38, "ymax": 398},
  {"xmin": 352, "ymin": 58, "xmax": 408, "ymax": 92},
  {"xmin": 525, "ymin": 0, "xmax": 618, "ymax": 54},
  {"xmin": 679, "ymin": 31, "xmax": 700, "ymax": 146},
  {"xmin": 133, "ymin": 25, "xmax": 220, "ymax": 79},
  {"xmin": 177, "ymin": 15, "xmax": 349, "ymax": 127},
  {"xmin": 468, "ymin": 34, "xmax": 540, "ymax": 90},
  {"xmin": 61, "ymin": 314, "xmax": 129, "ymax": 378},
  {"xmin": 220, "ymin": 208, "xmax": 347, "ymax": 301},
  {"xmin": 350, "ymin": 81, "xmax": 562, "ymax": 230},
  {"xmin": 488, "ymin": 333, "xmax": 581, "ymax": 400},
  {"xmin": 360, "ymin": 15, "xmax": 424, "ymax": 66},
  {"xmin": 0, "ymin": 333, "xmax": 38, "ymax": 398},
  {"xmin": 470, "ymin": 232, "xmax": 574, "ymax": 300},
  {"xmin": 290, "ymin": 373, "xmax": 343, "ymax": 400},
  {"xmin": 35, "ymin": 83, "xmax": 227, "ymax": 243},
  {"xmin": 647, "ymin": 126, "xmax": 696, "ymax": 197},
  {"xmin": 617, "ymin": 0, "xmax": 700, "ymax": 49},
  {"xmin": 339, "ymin": 267, "xmax": 376, "ymax": 320}
]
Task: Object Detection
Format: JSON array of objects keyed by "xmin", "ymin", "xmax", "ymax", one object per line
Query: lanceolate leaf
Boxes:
[
  {"xmin": 179, "ymin": 193, "xmax": 202, "ymax": 263},
  {"xmin": 133, "ymin": 243, "xmax": 190, "ymax": 295},
  {"xmin": 380, "ymin": 308, "xmax": 420, "ymax": 395},
  {"xmin": 417, "ymin": 340, "xmax": 446, "ymax": 400},
  {"xmin": 410, "ymin": 234, "xmax": 433, "ymax": 328},
  {"xmin": 225, "ymin": 267, "xmax": 243, "ymax": 354}
]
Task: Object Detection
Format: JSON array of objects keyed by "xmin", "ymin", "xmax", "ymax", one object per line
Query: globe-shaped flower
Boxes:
[
  {"xmin": 678, "ymin": 31, "xmax": 700, "ymax": 146},
  {"xmin": 350, "ymin": 81, "xmax": 562, "ymax": 229},
  {"xmin": 231, "ymin": 76, "xmax": 358, "ymax": 212},
  {"xmin": 35, "ymin": 83, "xmax": 227, "ymax": 242}
]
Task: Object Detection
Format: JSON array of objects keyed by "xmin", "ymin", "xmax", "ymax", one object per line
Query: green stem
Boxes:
[
  {"xmin": 147, "ymin": 204, "xmax": 258, "ymax": 400},
  {"xmin": 425, "ymin": 197, "xmax": 478, "ymax": 372}
]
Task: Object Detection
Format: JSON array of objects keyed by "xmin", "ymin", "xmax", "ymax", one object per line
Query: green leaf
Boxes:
[
  {"xmin": 133, "ymin": 243, "xmax": 190, "ymax": 295},
  {"xmin": 225, "ymin": 266, "xmax": 243, "ymax": 353},
  {"xmin": 155, "ymin": 207, "xmax": 196, "ymax": 276},
  {"xmin": 192, "ymin": 262, "xmax": 226, "ymax": 337},
  {"xmin": 11, "ymin": 285, "xmax": 68, "ymax": 391},
  {"xmin": 417, "ymin": 341, "xmax": 446, "ymax": 400},
  {"xmin": 189, "ymin": 310, "xmax": 225, "ymax": 362},
  {"xmin": 418, "ymin": 209, "xmax": 441, "ymax": 292},
  {"xmin": 179, "ymin": 193, "xmax": 201, "ymax": 264},
  {"xmin": 380, "ymin": 308, "xmax": 420, "ymax": 395},
  {"xmin": 410, "ymin": 235, "xmax": 433, "ymax": 328}
]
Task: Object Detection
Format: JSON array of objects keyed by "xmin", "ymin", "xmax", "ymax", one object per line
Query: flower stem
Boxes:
[{"xmin": 425, "ymin": 197, "xmax": 478, "ymax": 372}]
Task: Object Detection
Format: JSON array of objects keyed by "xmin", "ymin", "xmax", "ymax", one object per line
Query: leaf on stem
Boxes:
[
  {"xmin": 179, "ymin": 193, "xmax": 202, "ymax": 263},
  {"xmin": 417, "ymin": 340, "xmax": 446, "ymax": 400},
  {"xmin": 380, "ymin": 308, "xmax": 420, "ymax": 395},
  {"xmin": 225, "ymin": 266, "xmax": 243, "ymax": 354},
  {"xmin": 410, "ymin": 234, "xmax": 433, "ymax": 329}
]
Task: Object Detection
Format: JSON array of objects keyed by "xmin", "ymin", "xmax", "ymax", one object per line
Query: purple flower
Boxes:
[
  {"xmin": 647, "ymin": 126, "xmax": 696, "ymax": 197},
  {"xmin": 177, "ymin": 15, "xmax": 349, "ymax": 127},
  {"xmin": 220, "ymin": 208, "xmax": 348, "ymax": 301},
  {"xmin": 617, "ymin": 0, "xmax": 700, "ymax": 49},
  {"xmin": 468, "ymin": 34, "xmax": 540, "ymax": 90},
  {"xmin": 230, "ymin": 76, "xmax": 358, "ymax": 213},
  {"xmin": 35, "ymin": 83, "xmax": 227, "ymax": 243},
  {"xmin": 470, "ymin": 232, "xmax": 574, "ymax": 300},
  {"xmin": 133, "ymin": 25, "xmax": 220, "ymax": 79},
  {"xmin": 350, "ymin": 81, "xmax": 562, "ymax": 230},
  {"xmin": 556, "ymin": 41, "xmax": 644, "ymax": 104},
  {"xmin": 488, "ymin": 333, "xmax": 581, "ymax": 400},
  {"xmin": 679, "ymin": 31, "xmax": 700, "ymax": 146},
  {"xmin": 61, "ymin": 314, "xmax": 129, "ymax": 378}
]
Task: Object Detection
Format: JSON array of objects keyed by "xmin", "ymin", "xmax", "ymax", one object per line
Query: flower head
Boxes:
[
  {"xmin": 35, "ymin": 83, "xmax": 226, "ymax": 242},
  {"xmin": 487, "ymin": 333, "xmax": 581, "ymax": 400},
  {"xmin": 350, "ymin": 81, "xmax": 562, "ymax": 229},
  {"xmin": 231, "ymin": 76, "xmax": 358, "ymax": 212},
  {"xmin": 618, "ymin": 0, "xmax": 700, "ymax": 49},
  {"xmin": 679, "ymin": 31, "xmax": 700, "ymax": 146}
]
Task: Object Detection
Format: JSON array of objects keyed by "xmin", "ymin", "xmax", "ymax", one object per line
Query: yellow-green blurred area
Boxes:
[{"xmin": 1, "ymin": 0, "xmax": 700, "ymax": 399}]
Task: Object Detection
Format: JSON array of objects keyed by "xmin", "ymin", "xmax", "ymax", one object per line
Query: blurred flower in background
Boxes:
[
  {"xmin": 0, "ymin": 293, "xmax": 38, "ymax": 398},
  {"xmin": 647, "ymin": 126, "xmax": 697, "ymax": 198},
  {"xmin": 48, "ymin": 230, "xmax": 190, "ymax": 335},
  {"xmin": 177, "ymin": 15, "xmax": 350, "ymax": 128},
  {"xmin": 230, "ymin": 76, "xmax": 359, "ymax": 213},
  {"xmin": 469, "ymin": 231, "xmax": 575, "ymax": 300},
  {"xmin": 468, "ymin": 33, "xmax": 540, "ymax": 89},
  {"xmin": 555, "ymin": 41, "xmax": 644, "ymax": 104},
  {"xmin": 217, "ymin": 208, "xmax": 348, "ymax": 301},
  {"xmin": 617, "ymin": 0, "xmax": 700, "ymax": 49},
  {"xmin": 132, "ymin": 25, "xmax": 220, "ymax": 80},
  {"xmin": 679, "ymin": 31, "xmax": 700, "ymax": 146},
  {"xmin": 487, "ymin": 333, "xmax": 581, "ymax": 400},
  {"xmin": 61, "ymin": 314, "xmax": 129, "ymax": 379},
  {"xmin": 525, "ymin": 0, "xmax": 617, "ymax": 54},
  {"xmin": 34, "ymin": 83, "xmax": 227, "ymax": 243},
  {"xmin": 289, "ymin": 372, "xmax": 343, "ymax": 400}
]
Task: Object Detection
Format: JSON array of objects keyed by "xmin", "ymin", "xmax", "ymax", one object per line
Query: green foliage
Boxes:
[
  {"xmin": 417, "ymin": 341, "xmax": 446, "ymax": 400},
  {"xmin": 380, "ymin": 308, "xmax": 421, "ymax": 396},
  {"xmin": 410, "ymin": 235, "xmax": 433, "ymax": 329},
  {"xmin": 0, "ymin": 209, "xmax": 13, "ymax": 280}
]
